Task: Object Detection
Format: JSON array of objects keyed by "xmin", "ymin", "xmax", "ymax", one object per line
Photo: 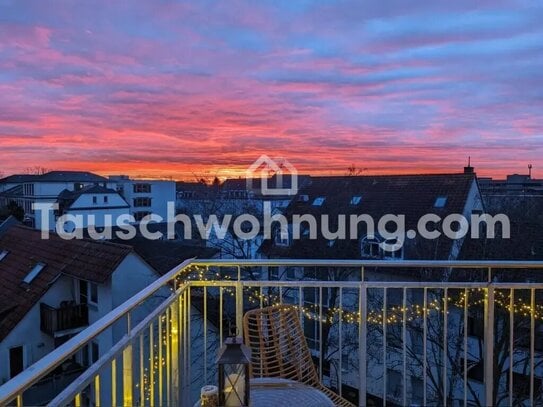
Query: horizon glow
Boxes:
[{"xmin": 1, "ymin": 1, "xmax": 543, "ymax": 180}]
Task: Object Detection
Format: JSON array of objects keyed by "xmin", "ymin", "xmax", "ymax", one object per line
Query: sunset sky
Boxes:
[{"xmin": 1, "ymin": 0, "xmax": 542, "ymax": 180}]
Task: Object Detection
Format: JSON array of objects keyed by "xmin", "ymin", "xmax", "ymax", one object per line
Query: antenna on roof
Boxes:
[
  {"xmin": 528, "ymin": 163, "xmax": 533, "ymax": 178},
  {"xmin": 464, "ymin": 156, "xmax": 474, "ymax": 174}
]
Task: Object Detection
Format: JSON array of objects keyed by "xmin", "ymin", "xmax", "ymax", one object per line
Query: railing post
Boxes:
[
  {"xmin": 122, "ymin": 313, "xmax": 133, "ymax": 406},
  {"xmin": 358, "ymin": 282, "xmax": 367, "ymax": 407},
  {"xmin": 484, "ymin": 268, "xmax": 495, "ymax": 407},
  {"xmin": 236, "ymin": 266, "xmax": 243, "ymax": 334},
  {"xmin": 170, "ymin": 297, "xmax": 180, "ymax": 406}
]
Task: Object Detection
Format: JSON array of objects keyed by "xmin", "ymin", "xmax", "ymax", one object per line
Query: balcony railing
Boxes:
[
  {"xmin": 40, "ymin": 303, "xmax": 89, "ymax": 337},
  {"xmin": 1, "ymin": 260, "xmax": 543, "ymax": 407}
]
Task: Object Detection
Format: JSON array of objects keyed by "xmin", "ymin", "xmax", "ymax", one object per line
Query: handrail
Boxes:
[
  {"xmin": 0, "ymin": 257, "xmax": 195, "ymax": 405},
  {"xmin": 3, "ymin": 258, "xmax": 543, "ymax": 404},
  {"xmin": 48, "ymin": 285, "xmax": 190, "ymax": 407},
  {"xmin": 191, "ymin": 259, "xmax": 543, "ymax": 268}
]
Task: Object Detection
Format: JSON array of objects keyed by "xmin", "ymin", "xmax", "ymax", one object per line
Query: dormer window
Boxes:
[
  {"xmin": 350, "ymin": 196, "xmax": 362, "ymax": 205},
  {"xmin": 0, "ymin": 250, "xmax": 8, "ymax": 262},
  {"xmin": 312, "ymin": 197, "xmax": 325, "ymax": 206},
  {"xmin": 274, "ymin": 226, "xmax": 290, "ymax": 247},
  {"xmin": 361, "ymin": 236, "xmax": 381, "ymax": 258},
  {"xmin": 434, "ymin": 196, "xmax": 447, "ymax": 208},
  {"xmin": 382, "ymin": 238, "xmax": 404, "ymax": 260},
  {"xmin": 23, "ymin": 262, "xmax": 46, "ymax": 284}
]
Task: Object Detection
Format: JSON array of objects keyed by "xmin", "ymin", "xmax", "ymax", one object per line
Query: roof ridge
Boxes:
[{"xmin": 12, "ymin": 224, "xmax": 133, "ymax": 250}]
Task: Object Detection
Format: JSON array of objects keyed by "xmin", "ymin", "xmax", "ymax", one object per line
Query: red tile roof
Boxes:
[{"xmin": 0, "ymin": 225, "xmax": 133, "ymax": 341}]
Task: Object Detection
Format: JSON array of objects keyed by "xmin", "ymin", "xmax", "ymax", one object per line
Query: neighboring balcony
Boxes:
[{"xmin": 40, "ymin": 302, "xmax": 89, "ymax": 337}]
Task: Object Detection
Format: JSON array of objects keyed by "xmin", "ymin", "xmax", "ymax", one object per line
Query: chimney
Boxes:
[{"xmin": 464, "ymin": 156, "xmax": 474, "ymax": 174}]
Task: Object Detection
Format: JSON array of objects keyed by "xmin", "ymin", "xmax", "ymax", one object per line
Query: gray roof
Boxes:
[
  {"xmin": 261, "ymin": 173, "xmax": 477, "ymax": 260},
  {"xmin": 0, "ymin": 171, "xmax": 106, "ymax": 184},
  {"xmin": 36, "ymin": 171, "xmax": 107, "ymax": 182},
  {"xmin": 0, "ymin": 175, "xmax": 38, "ymax": 184}
]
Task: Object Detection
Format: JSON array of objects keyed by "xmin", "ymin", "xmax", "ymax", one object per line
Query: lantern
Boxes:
[{"xmin": 216, "ymin": 337, "xmax": 251, "ymax": 407}]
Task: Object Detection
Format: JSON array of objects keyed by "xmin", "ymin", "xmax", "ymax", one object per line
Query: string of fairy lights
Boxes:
[
  {"xmin": 129, "ymin": 265, "xmax": 541, "ymax": 402},
  {"xmin": 180, "ymin": 265, "xmax": 543, "ymax": 324}
]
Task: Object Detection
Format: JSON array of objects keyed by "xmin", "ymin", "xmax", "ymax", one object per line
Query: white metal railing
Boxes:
[{"xmin": 1, "ymin": 260, "xmax": 543, "ymax": 407}]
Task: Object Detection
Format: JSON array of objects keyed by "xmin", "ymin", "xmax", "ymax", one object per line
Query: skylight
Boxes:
[
  {"xmin": 312, "ymin": 197, "xmax": 325, "ymax": 206},
  {"xmin": 23, "ymin": 262, "xmax": 46, "ymax": 284},
  {"xmin": 350, "ymin": 196, "xmax": 362, "ymax": 205},
  {"xmin": 0, "ymin": 250, "xmax": 8, "ymax": 262},
  {"xmin": 434, "ymin": 196, "xmax": 447, "ymax": 208}
]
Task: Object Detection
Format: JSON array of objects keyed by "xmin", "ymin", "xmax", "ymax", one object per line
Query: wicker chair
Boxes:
[{"xmin": 243, "ymin": 305, "xmax": 355, "ymax": 407}]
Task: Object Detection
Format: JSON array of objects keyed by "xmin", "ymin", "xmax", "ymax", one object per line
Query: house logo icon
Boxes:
[{"xmin": 246, "ymin": 155, "xmax": 298, "ymax": 196}]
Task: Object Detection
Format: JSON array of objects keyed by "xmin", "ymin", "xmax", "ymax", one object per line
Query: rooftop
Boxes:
[
  {"xmin": 0, "ymin": 224, "xmax": 132, "ymax": 341},
  {"xmin": 262, "ymin": 173, "xmax": 477, "ymax": 259},
  {"xmin": 0, "ymin": 171, "xmax": 107, "ymax": 184}
]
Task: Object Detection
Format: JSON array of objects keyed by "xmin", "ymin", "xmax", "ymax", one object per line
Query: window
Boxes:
[
  {"xmin": 361, "ymin": 236, "xmax": 381, "ymax": 258},
  {"xmin": 411, "ymin": 376, "xmax": 424, "ymax": 405},
  {"xmin": 79, "ymin": 280, "xmax": 98, "ymax": 305},
  {"xmin": 92, "ymin": 196, "xmax": 97, "ymax": 204},
  {"xmin": 82, "ymin": 344, "xmax": 89, "ymax": 367},
  {"xmin": 510, "ymin": 371, "xmax": 543, "ymax": 400},
  {"xmin": 134, "ymin": 211, "xmax": 152, "ymax": 222},
  {"xmin": 133, "ymin": 197, "xmax": 152, "ymax": 207},
  {"xmin": 382, "ymin": 238, "xmax": 404, "ymax": 260},
  {"xmin": 274, "ymin": 226, "xmax": 290, "ymax": 246},
  {"xmin": 463, "ymin": 358, "xmax": 484, "ymax": 382},
  {"xmin": 350, "ymin": 196, "xmax": 362, "ymax": 205},
  {"xmin": 341, "ymin": 352, "xmax": 350, "ymax": 373},
  {"xmin": 517, "ymin": 322, "xmax": 543, "ymax": 351},
  {"xmin": 410, "ymin": 328, "xmax": 424, "ymax": 354},
  {"xmin": 269, "ymin": 267, "xmax": 279, "ymax": 279},
  {"xmin": 23, "ymin": 183, "xmax": 34, "ymax": 196},
  {"xmin": 133, "ymin": 183, "xmax": 151, "ymax": 193},
  {"xmin": 90, "ymin": 282, "xmax": 98, "ymax": 304},
  {"xmin": 386, "ymin": 369, "xmax": 403, "ymax": 400},
  {"xmin": 103, "ymin": 196, "xmax": 108, "ymax": 204},
  {"xmin": 228, "ymin": 190, "xmax": 247, "ymax": 199},
  {"xmin": 74, "ymin": 183, "xmax": 83, "ymax": 191},
  {"xmin": 304, "ymin": 287, "xmax": 329, "ymax": 314},
  {"xmin": 82, "ymin": 341, "xmax": 99, "ymax": 367},
  {"xmin": 303, "ymin": 316, "xmax": 319, "ymax": 350},
  {"xmin": 286, "ymin": 267, "xmax": 297, "ymax": 280},
  {"xmin": 9, "ymin": 346, "xmax": 24, "ymax": 378},
  {"xmin": 434, "ymin": 196, "xmax": 447, "ymax": 208},
  {"xmin": 80, "ymin": 280, "xmax": 88, "ymax": 304},
  {"xmin": 24, "ymin": 200, "xmax": 32, "ymax": 214},
  {"xmin": 23, "ymin": 262, "xmax": 46, "ymax": 284},
  {"xmin": 0, "ymin": 250, "xmax": 8, "ymax": 262},
  {"xmin": 312, "ymin": 196, "xmax": 325, "ymax": 206},
  {"xmin": 466, "ymin": 313, "xmax": 484, "ymax": 338},
  {"xmin": 91, "ymin": 341, "xmax": 99, "ymax": 363}
]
